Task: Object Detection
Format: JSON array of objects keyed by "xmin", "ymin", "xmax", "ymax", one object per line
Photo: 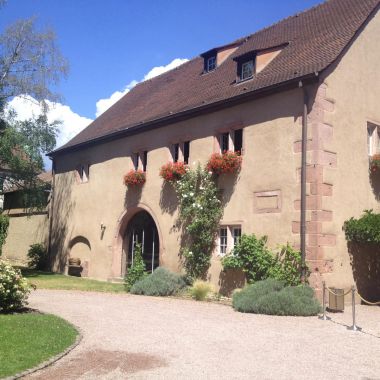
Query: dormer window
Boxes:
[
  {"xmin": 241, "ymin": 60, "xmax": 254, "ymax": 80},
  {"xmin": 206, "ymin": 56, "xmax": 216, "ymax": 72}
]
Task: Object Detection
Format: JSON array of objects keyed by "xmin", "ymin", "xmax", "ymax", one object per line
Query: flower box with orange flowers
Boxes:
[
  {"xmin": 123, "ymin": 170, "xmax": 146, "ymax": 187},
  {"xmin": 159, "ymin": 161, "xmax": 188, "ymax": 182},
  {"xmin": 206, "ymin": 151, "xmax": 242, "ymax": 175},
  {"xmin": 370, "ymin": 154, "xmax": 380, "ymax": 174}
]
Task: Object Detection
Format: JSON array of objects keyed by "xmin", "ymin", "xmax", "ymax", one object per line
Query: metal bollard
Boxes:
[
  {"xmin": 348, "ymin": 286, "xmax": 361, "ymax": 331},
  {"xmin": 319, "ymin": 281, "xmax": 329, "ymax": 320}
]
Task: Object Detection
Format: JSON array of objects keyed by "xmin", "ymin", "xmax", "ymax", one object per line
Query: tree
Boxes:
[{"xmin": 0, "ymin": 13, "xmax": 67, "ymax": 208}]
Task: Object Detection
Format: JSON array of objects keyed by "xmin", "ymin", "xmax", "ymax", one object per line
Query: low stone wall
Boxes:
[{"xmin": 2, "ymin": 210, "xmax": 49, "ymax": 264}]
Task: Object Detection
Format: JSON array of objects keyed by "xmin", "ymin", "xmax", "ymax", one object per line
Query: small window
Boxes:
[
  {"xmin": 234, "ymin": 129, "xmax": 243, "ymax": 154},
  {"xmin": 133, "ymin": 153, "xmax": 139, "ymax": 170},
  {"xmin": 173, "ymin": 143, "xmax": 180, "ymax": 163},
  {"xmin": 76, "ymin": 164, "xmax": 89, "ymax": 184},
  {"xmin": 183, "ymin": 141, "xmax": 190, "ymax": 164},
  {"xmin": 241, "ymin": 60, "xmax": 254, "ymax": 80},
  {"xmin": 220, "ymin": 132, "xmax": 229, "ymax": 153},
  {"xmin": 142, "ymin": 151, "xmax": 148, "ymax": 172},
  {"xmin": 233, "ymin": 227, "xmax": 241, "ymax": 247},
  {"xmin": 206, "ymin": 56, "xmax": 216, "ymax": 72},
  {"xmin": 367, "ymin": 122, "xmax": 380, "ymax": 156},
  {"xmin": 219, "ymin": 227, "xmax": 228, "ymax": 255}
]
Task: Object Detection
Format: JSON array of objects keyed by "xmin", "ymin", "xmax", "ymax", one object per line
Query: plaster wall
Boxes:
[
  {"xmin": 51, "ymin": 87, "xmax": 307, "ymax": 287},
  {"xmin": 3, "ymin": 211, "xmax": 48, "ymax": 265},
  {"xmin": 315, "ymin": 9, "xmax": 380, "ymax": 297}
]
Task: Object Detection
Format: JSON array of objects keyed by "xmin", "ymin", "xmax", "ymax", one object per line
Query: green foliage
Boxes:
[
  {"xmin": 222, "ymin": 234, "xmax": 306, "ymax": 286},
  {"xmin": 27, "ymin": 243, "xmax": 48, "ymax": 270},
  {"xmin": 130, "ymin": 267, "xmax": 186, "ymax": 296},
  {"xmin": 343, "ymin": 209, "xmax": 380, "ymax": 244},
  {"xmin": 0, "ymin": 214, "xmax": 9, "ymax": 256},
  {"xmin": 222, "ymin": 234, "xmax": 274, "ymax": 283},
  {"xmin": 175, "ymin": 164, "xmax": 223, "ymax": 279},
  {"xmin": 232, "ymin": 279, "xmax": 321, "ymax": 316},
  {"xmin": 0, "ymin": 261, "xmax": 30, "ymax": 312},
  {"xmin": 124, "ymin": 243, "xmax": 146, "ymax": 292},
  {"xmin": 189, "ymin": 280, "xmax": 214, "ymax": 301},
  {"xmin": 269, "ymin": 243, "xmax": 305, "ymax": 286}
]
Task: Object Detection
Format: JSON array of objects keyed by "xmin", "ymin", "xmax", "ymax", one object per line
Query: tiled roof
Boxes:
[{"xmin": 52, "ymin": 0, "xmax": 379, "ymax": 155}]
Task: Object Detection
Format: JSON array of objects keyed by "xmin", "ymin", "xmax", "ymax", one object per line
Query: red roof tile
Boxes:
[{"xmin": 52, "ymin": 0, "xmax": 379, "ymax": 155}]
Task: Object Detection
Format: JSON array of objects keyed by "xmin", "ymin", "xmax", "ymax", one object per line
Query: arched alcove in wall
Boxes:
[{"xmin": 69, "ymin": 235, "xmax": 91, "ymax": 263}]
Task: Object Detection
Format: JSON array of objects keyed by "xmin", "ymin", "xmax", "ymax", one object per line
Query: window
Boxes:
[
  {"xmin": 206, "ymin": 56, "xmax": 216, "ymax": 72},
  {"xmin": 183, "ymin": 141, "xmax": 190, "ymax": 164},
  {"xmin": 133, "ymin": 152, "xmax": 139, "ymax": 170},
  {"xmin": 173, "ymin": 143, "xmax": 180, "ymax": 163},
  {"xmin": 76, "ymin": 164, "xmax": 89, "ymax": 183},
  {"xmin": 142, "ymin": 151, "xmax": 148, "ymax": 172},
  {"xmin": 367, "ymin": 122, "xmax": 380, "ymax": 156},
  {"xmin": 171, "ymin": 141, "xmax": 191, "ymax": 163},
  {"xmin": 218, "ymin": 225, "xmax": 242, "ymax": 256},
  {"xmin": 241, "ymin": 60, "xmax": 254, "ymax": 80},
  {"xmin": 220, "ymin": 132, "xmax": 229, "ymax": 153},
  {"xmin": 219, "ymin": 228, "xmax": 228, "ymax": 255},
  {"xmin": 218, "ymin": 129, "xmax": 243, "ymax": 154}
]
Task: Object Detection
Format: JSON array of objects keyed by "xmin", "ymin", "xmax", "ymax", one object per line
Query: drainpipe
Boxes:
[
  {"xmin": 299, "ymin": 81, "xmax": 308, "ymax": 283},
  {"xmin": 47, "ymin": 158, "xmax": 56, "ymax": 270}
]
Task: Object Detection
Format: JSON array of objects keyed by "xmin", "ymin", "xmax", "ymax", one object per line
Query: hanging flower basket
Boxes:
[
  {"xmin": 206, "ymin": 151, "xmax": 242, "ymax": 175},
  {"xmin": 369, "ymin": 154, "xmax": 380, "ymax": 174},
  {"xmin": 160, "ymin": 161, "xmax": 188, "ymax": 182},
  {"xmin": 123, "ymin": 170, "xmax": 146, "ymax": 186}
]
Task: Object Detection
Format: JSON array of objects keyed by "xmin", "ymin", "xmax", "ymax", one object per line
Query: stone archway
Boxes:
[
  {"xmin": 112, "ymin": 204, "xmax": 162, "ymax": 279},
  {"xmin": 123, "ymin": 211, "xmax": 159, "ymax": 276}
]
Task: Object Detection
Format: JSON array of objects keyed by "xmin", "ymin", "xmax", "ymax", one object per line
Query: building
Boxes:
[{"xmin": 48, "ymin": 0, "xmax": 380, "ymax": 298}]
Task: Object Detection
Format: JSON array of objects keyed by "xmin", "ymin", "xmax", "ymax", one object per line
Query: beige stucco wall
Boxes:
[
  {"xmin": 2, "ymin": 211, "xmax": 49, "ymax": 265},
  {"xmin": 51, "ymin": 86, "xmax": 308, "ymax": 286},
  {"xmin": 316, "ymin": 9, "xmax": 380, "ymax": 297}
]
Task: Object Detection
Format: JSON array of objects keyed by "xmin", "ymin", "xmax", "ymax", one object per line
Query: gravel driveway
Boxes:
[{"xmin": 26, "ymin": 290, "xmax": 380, "ymax": 380}]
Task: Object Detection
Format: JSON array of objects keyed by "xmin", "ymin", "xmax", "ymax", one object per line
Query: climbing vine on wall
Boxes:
[{"xmin": 174, "ymin": 164, "xmax": 223, "ymax": 279}]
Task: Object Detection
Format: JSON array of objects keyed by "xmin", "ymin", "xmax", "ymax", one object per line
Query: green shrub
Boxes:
[
  {"xmin": 124, "ymin": 244, "xmax": 146, "ymax": 292},
  {"xmin": 232, "ymin": 279, "xmax": 285, "ymax": 312},
  {"xmin": 269, "ymin": 243, "xmax": 305, "ymax": 286},
  {"xmin": 0, "ymin": 261, "xmax": 31, "ymax": 312},
  {"xmin": 222, "ymin": 234, "xmax": 274, "ymax": 283},
  {"xmin": 232, "ymin": 279, "xmax": 321, "ymax": 316},
  {"xmin": 0, "ymin": 214, "xmax": 9, "ymax": 256},
  {"xmin": 343, "ymin": 209, "xmax": 380, "ymax": 243},
  {"xmin": 27, "ymin": 243, "xmax": 49, "ymax": 270},
  {"xmin": 189, "ymin": 280, "xmax": 213, "ymax": 301},
  {"xmin": 130, "ymin": 267, "xmax": 186, "ymax": 296}
]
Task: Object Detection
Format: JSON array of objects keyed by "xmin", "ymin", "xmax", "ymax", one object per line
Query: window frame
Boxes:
[
  {"xmin": 75, "ymin": 164, "xmax": 89, "ymax": 184},
  {"xmin": 367, "ymin": 122, "xmax": 380, "ymax": 156},
  {"xmin": 218, "ymin": 225, "xmax": 242, "ymax": 256},
  {"xmin": 217, "ymin": 128, "xmax": 243, "ymax": 154},
  {"xmin": 206, "ymin": 56, "xmax": 216, "ymax": 72},
  {"xmin": 241, "ymin": 60, "xmax": 254, "ymax": 81},
  {"xmin": 171, "ymin": 141, "xmax": 191, "ymax": 164}
]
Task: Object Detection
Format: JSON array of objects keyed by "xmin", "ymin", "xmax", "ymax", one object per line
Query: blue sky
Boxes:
[{"xmin": 1, "ymin": 0, "xmax": 321, "ymax": 151}]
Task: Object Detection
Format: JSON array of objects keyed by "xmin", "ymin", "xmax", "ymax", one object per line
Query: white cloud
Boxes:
[
  {"xmin": 95, "ymin": 58, "xmax": 188, "ymax": 117},
  {"xmin": 6, "ymin": 96, "xmax": 93, "ymax": 169}
]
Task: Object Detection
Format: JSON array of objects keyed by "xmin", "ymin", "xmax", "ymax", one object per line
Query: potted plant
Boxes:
[
  {"xmin": 206, "ymin": 150, "xmax": 242, "ymax": 175},
  {"xmin": 159, "ymin": 161, "xmax": 188, "ymax": 182},
  {"xmin": 369, "ymin": 154, "xmax": 380, "ymax": 174},
  {"xmin": 123, "ymin": 169, "xmax": 146, "ymax": 186}
]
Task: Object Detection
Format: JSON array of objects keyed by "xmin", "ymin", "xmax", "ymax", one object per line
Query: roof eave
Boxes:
[{"xmin": 48, "ymin": 72, "xmax": 319, "ymax": 157}]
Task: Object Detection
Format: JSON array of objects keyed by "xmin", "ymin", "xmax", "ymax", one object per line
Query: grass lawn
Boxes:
[
  {"xmin": 0, "ymin": 313, "xmax": 78, "ymax": 378},
  {"xmin": 21, "ymin": 269, "xmax": 125, "ymax": 293}
]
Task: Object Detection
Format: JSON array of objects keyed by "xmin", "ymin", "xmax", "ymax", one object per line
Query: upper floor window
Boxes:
[
  {"xmin": 241, "ymin": 60, "xmax": 254, "ymax": 81},
  {"xmin": 367, "ymin": 122, "xmax": 380, "ymax": 156},
  {"xmin": 206, "ymin": 56, "xmax": 216, "ymax": 72},
  {"xmin": 218, "ymin": 128, "xmax": 243, "ymax": 154},
  {"xmin": 76, "ymin": 164, "xmax": 89, "ymax": 184},
  {"xmin": 172, "ymin": 141, "xmax": 191, "ymax": 164},
  {"xmin": 132, "ymin": 150, "xmax": 148, "ymax": 171}
]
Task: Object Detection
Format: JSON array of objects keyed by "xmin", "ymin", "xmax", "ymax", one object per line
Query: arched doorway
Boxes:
[{"xmin": 123, "ymin": 210, "xmax": 159, "ymax": 274}]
